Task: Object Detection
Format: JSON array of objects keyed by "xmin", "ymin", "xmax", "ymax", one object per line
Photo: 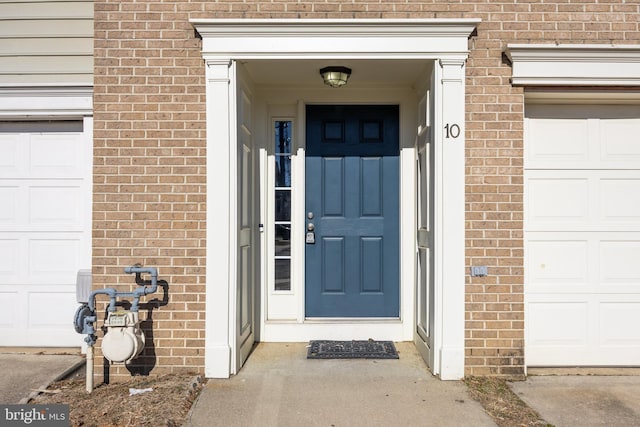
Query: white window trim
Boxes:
[
  {"xmin": 193, "ymin": 19, "xmax": 478, "ymax": 380},
  {"xmin": 506, "ymin": 44, "xmax": 640, "ymax": 86}
]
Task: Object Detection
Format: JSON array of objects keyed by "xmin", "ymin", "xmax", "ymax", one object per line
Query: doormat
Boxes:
[{"xmin": 307, "ymin": 340, "xmax": 399, "ymax": 359}]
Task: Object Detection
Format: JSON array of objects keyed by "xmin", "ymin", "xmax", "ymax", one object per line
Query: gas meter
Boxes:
[{"xmin": 101, "ymin": 310, "xmax": 145, "ymax": 363}]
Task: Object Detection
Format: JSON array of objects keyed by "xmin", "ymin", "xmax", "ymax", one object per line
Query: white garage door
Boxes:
[
  {"xmin": 0, "ymin": 121, "xmax": 91, "ymax": 347},
  {"xmin": 525, "ymin": 104, "xmax": 640, "ymax": 366}
]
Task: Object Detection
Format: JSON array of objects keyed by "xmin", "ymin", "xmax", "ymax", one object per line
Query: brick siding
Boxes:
[{"xmin": 93, "ymin": 0, "xmax": 640, "ymax": 378}]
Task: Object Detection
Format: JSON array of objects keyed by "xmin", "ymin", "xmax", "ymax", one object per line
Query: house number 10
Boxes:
[{"xmin": 444, "ymin": 123, "xmax": 461, "ymax": 139}]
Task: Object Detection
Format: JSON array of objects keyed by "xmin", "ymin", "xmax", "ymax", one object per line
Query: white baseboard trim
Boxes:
[
  {"xmin": 439, "ymin": 346, "xmax": 465, "ymax": 380},
  {"xmin": 205, "ymin": 344, "xmax": 231, "ymax": 378}
]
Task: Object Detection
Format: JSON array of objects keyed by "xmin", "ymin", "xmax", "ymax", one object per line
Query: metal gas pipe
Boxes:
[{"xmin": 73, "ymin": 266, "xmax": 160, "ymax": 393}]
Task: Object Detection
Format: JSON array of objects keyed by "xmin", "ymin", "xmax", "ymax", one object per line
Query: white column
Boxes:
[
  {"xmin": 434, "ymin": 58, "xmax": 466, "ymax": 380},
  {"xmin": 204, "ymin": 59, "xmax": 237, "ymax": 378}
]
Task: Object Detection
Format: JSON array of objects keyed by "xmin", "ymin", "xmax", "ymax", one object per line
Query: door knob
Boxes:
[{"xmin": 307, "ymin": 223, "xmax": 315, "ymax": 231}]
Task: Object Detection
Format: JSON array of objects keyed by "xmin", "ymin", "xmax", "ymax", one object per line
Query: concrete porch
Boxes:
[{"xmin": 185, "ymin": 342, "xmax": 495, "ymax": 427}]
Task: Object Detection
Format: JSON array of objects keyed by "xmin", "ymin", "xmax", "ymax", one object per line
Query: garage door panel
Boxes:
[
  {"xmin": 29, "ymin": 238, "xmax": 81, "ymax": 280},
  {"xmin": 1, "ymin": 325, "xmax": 80, "ymax": 347},
  {"xmin": 526, "ymin": 118, "xmax": 589, "ymax": 166},
  {"xmin": 600, "ymin": 240, "xmax": 640, "ymax": 287},
  {"xmin": 29, "ymin": 133, "xmax": 85, "ymax": 178},
  {"xmin": 600, "ymin": 179, "xmax": 640, "ymax": 222},
  {"xmin": 0, "ymin": 133, "xmax": 22, "ymax": 174},
  {"xmin": 527, "ymin": 301, "xmax": 589, "ymax": 349},
  {"xmin": 0, "ymin": 286, "xmax": 80, "ymax": 346},
  {"xmin": 526, "ymin": 106, "xmax": 640, "ymax": 170},
  {"xmin": 0, "ymin": 186, "xmax": 19, "ymax": 223},
  {"xmin": 0, "ymin": 239, "xmax": 20, "ymax": 278},
  {"xmin": 28, "ymin": 289, "xmax": 76, "ymax": 329},
  {"xmin": 0, "ymin": 291, "xmax": 19, "ymax": 328},
  {"xmin": 0, "ymin": 181, "xmax": 85, "ymax": 231},
  {"xmin": 527, "ymin": 171, "xmax": 640, "ymax": 232},
  {"xmin": 599, "ymin": 301, "xmax": 640, "ymax": 347},
  {"xmin": 600, "ymin": 119, "xmax": 640, "ymax": 163},
  {"xmin": 0, "ymin": 234, "xmax": 83, "ymax": 284},
  {"xmin": 29, "ymin": 185, "xmax": 83, "ymax": 225},
  {"xmin": 526, "ymin": 177, "xmax": 589, "ymax": 226},
  {"xmin": 528, "ymin": 232, "xmax": 640, "ymax": 293},
  {"xmin": 526, "ymin": 239, "xmax": 588, "ymax": 292},
  {"xmin": 525, "ymin": 296, "xmax": 640, "ymax": 366}
]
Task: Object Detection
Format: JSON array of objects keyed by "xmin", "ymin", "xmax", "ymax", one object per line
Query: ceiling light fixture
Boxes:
[{"xmin": 319, "ymin": 66, "xmax": 352, "ymax": 88}]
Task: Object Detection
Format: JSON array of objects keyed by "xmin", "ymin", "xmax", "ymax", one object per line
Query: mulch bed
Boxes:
[{"xmin": 29, "ymin": 373, "xmax": 204, "ymax": 427}]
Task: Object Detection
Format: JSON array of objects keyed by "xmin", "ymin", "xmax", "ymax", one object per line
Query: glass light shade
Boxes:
[{"xmin": 320, "ymin": 66, "xmax": 352, "ymax": 88}]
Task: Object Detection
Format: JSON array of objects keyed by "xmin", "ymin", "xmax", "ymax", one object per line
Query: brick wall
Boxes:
[
  {"xmin": 93, "ymin": 0, "xmax": 207, "ymax": 377},
  {"xmin": 93, "ymin": 0, "xmax": 640, "ymax": 378}
]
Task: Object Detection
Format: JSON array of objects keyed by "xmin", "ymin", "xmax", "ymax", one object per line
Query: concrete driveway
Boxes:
[
  {"xmin": 510, "ymin": 375, "xmax": 640, "ymax": 427},
  {"xmin": 0, "ymin": 350, "xmax": 84, "ymax": 404}
]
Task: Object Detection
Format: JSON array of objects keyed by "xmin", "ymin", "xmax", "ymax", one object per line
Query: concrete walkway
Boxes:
[
  {"xmin": 185, "ymin": 342, "xmax": 496, "ymax": 427},
  {"xmin": 0, "ymin": 351, "xmax": 84, "ymax": 404},
  {"xmin": 510, "ymin": 375, "xmax": 640, "ymax": 427}
]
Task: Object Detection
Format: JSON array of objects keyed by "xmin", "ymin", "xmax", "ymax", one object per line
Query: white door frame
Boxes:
[
  {"xmin": 193, "ymin": 19, "xmax": 478, "ymax": 379},
  {"xmin": 258, "ymin": 89, "xmax": 417, "ymax": 343}
]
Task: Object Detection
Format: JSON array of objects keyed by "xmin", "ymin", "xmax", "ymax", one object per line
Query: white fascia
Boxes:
[
  {"xmin": 192, "ymin": 19, "xmax": 479, "ymax": 61},
  {"xmin": 0, "ymin": 86, "xmax": 93, "ymax": 118},
  {"xmin": 505, "ymin": 44, "xmax": 640, "ymax": 86}
]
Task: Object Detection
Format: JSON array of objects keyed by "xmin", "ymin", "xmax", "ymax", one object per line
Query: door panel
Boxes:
[
  {"xmin": 237, "ymin": 84, "xmax": 256, "ymax": 368},
  {"xmin": 415, "ymin": 88, "xmax": 435, "ymax": 370},
  {"xmin": 416, "ymin": 138, "xmax": 435, "ymax": 360},
  {"xmin": 305, "ymin": 105, "xmax": 399, "ymax": 318}
]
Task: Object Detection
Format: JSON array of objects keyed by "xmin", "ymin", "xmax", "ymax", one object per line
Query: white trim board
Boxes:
[
  {"xmin": 506, "ymin": 44, "xmax": 640, "ymax": 86},
  {"xmin": 192, "ymin": 19, "xmax": 479, "ymax": 61},
  {"xmin": 0, "ymin": 86, "xmax": 93, "ymax": 119}
]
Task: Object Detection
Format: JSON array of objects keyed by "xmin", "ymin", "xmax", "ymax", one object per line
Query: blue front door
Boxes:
[{"xmin": 305, "ymin": 105, "xmax": 400, "ymax": 317}]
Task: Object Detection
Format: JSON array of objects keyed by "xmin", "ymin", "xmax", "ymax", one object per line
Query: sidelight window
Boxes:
[{"xmin": 274, "ymin": 121, "xmax": 292, "ymax": 291}]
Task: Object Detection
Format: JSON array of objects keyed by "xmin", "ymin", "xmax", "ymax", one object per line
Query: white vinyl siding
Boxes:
[
  {"xmin": 0, "ymin": 0, "xmax": 93, "ymax": 86},
  {"xmin": 525, "ymin": 104, "xmax": 640, "ymax": 366}
]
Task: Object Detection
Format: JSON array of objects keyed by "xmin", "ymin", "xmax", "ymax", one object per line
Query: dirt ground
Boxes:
[
  {"xmin": 30, "ymin": 373, "xmax": 204, "ymax": 427},
  {"xmin": 465, "ymin": 376, "xmax": 553, "ymax": 427}
]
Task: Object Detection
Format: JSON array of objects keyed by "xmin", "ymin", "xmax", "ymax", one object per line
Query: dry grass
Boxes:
[
  {"xmin": 30, "ymin": 373, "xmax": 204, "ymax": 427},
  {"xmin": 465, "ymin": 376, "xmax": 554, "ymax": 427}
]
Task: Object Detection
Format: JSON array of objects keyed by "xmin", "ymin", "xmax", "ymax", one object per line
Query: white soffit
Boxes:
[
  {"xmin": 191, "ymin": 19, "xmax": 480, "ymax": 60},
  {"xmin": 506, "ymin": 44, "xmax": 640, "ymax": 86}
]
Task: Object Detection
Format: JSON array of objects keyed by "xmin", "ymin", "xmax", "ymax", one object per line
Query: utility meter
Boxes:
[{"xmin": 101, "ymin": 310, "xmax": 145, "ymax": 363}]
